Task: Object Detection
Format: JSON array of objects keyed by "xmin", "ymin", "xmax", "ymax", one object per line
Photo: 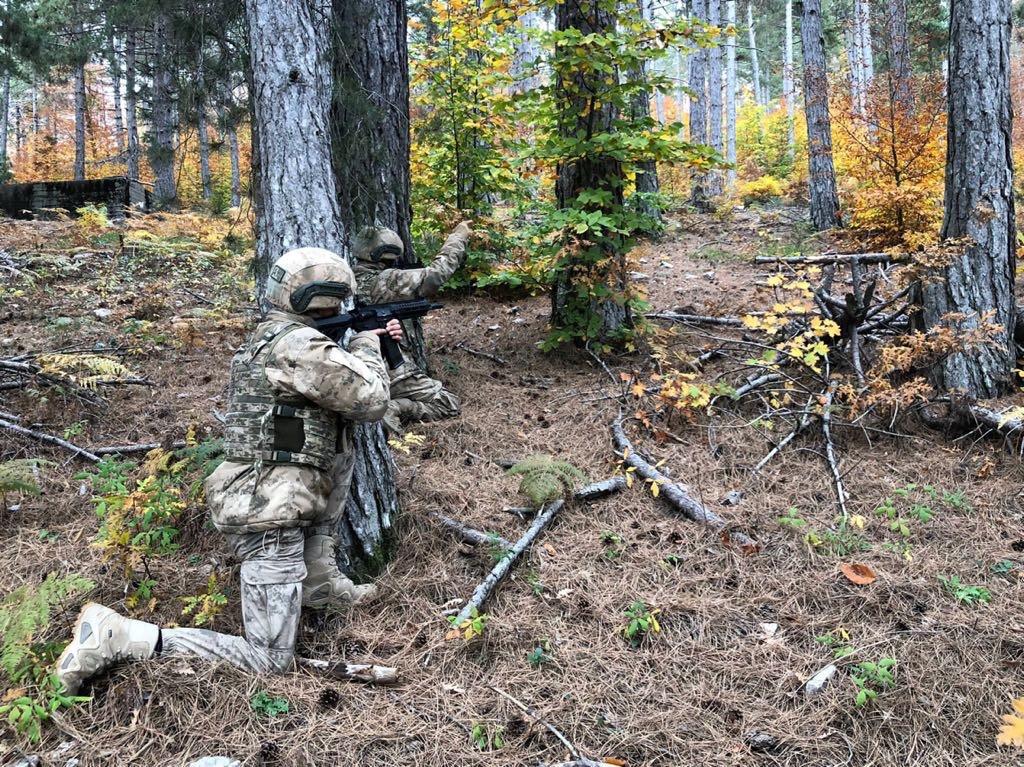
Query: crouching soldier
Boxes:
[
  {"xmin": 56, "ymin": 247, "xmax": 401, "ymax": 691},
  {"xmin": 353, "ymin": 221, "xmax": 471, "ymax": 435}
]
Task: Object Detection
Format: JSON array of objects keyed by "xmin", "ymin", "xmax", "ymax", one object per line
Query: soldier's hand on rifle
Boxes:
[{"xmin": 372, "ymin": 318, "xmax": 403, "ymax": 343}]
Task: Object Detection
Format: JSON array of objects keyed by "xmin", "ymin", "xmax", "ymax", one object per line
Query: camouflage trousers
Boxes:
[{"xmin": 383, "ymin": 365, "xmax": 460, "ymax": 436}]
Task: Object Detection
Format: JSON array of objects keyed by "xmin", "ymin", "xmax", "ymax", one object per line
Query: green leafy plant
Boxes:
[
  {"xmin": 600, "ymin": 530, "xmax": 625, "ymax": 561},
  {"xmin": 938, "ymin": 574, "xmax": 991, "ymax": 605},
  {"xmin": 621, "ymin": 600, "xmax": 661, "ymax": 647},
  {"xmin": 0, "ymin": 459, "xmax": 50, "ymax": 506},
  {"xmin": 250, "ymin": 690, "xmax": 290, "ymax": 718},
  {"xmin": 470, "ymin": 722, "xmax": 506, "ymax": 751},
  {"xmin": 527, "ymin": 640, "xmax": 552, "ymax": 668},
  {"xmin": 486, "ymin": 532, "xmax": 513, "ymax": 565},
  {"xmin": 850, "ymin": 658, "xmax": 897, "ymax": 706},
  {"xmin": 777, "ymin": 507, "xmax": 807, "ymax": 530},
  {"xmin": 0, "ymin": 573, "xmax": 95, "ymax": 742},
  {"xmin": 181, "ymin": 573, "xmax": 229, "ymax": 627},
  {"xmin": 446, "ymin": 607, "xmax": 490, "ymax": 641},
  {"xmin": 506, "ymin": 454, "xmax": 587, "ymax": 507}
]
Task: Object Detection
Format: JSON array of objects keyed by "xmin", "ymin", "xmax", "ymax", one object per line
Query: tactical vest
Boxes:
[{"xmin": 223, "ymin": 321, "xmax": 337, "ymax": 472}]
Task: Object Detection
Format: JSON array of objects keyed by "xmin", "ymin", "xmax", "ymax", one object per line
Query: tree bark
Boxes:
[
  {"xmin": 885, "ymin": 0, "xmax": 912, "ymax": 112},
  {"xmin": 0, "ymin": 72, "xmax": 9, "ymax": 174},
  {"xmin": 689, "ymin": 0, "xmax": 710, "ymax": 209},
  {"xmin": 629, "ymin": 0, "xmax": 661, "ymax": 228},
  {"xmin": 511, "ymin": 10, "xmax": 543, "ymax": 94},
  {"xmin": 783, "ymin": 0, "xmax": 795, "ymax": 148},
  {"xmin": 246, "ymin": 0, "xmax": 400, "ymax": 576},
  {"xmin": 707, "ymin": 0, "xmax": 724, "ymax": 197},
  {"xmin": 725, "ymin": 0, "xmax": 736, "ymax": 187},
  {"xmin": 125, "ymin": 29, "xmax": 140, "ymax": 182},
  {"xmin": 73, "ymin": 55, "xmax": 86, "ymax": 180},
  {"xmin": 108, "ymin": 32, "xmax": 125, "ymax": 155},
  {"xmin": 675, "ymin": 0, "xmax": 689, "ymax": 129},
  {"xmin": 921, "ymin": 0, "xmax": 1015, "ymax": 398},
  {"xmin": 801, "ymin": 0, "xmax": 842, "ymax": 230},
  {"xmin": 747, "ymin": 2, "xmax": 762, "ymax": 106},
  {"xmin": 551, "ymin": 0, "xmax": 630, "ymax": 340},
  {"xmin": 228, "ymin": 124, "xmax": 241, "ymax": 207},
  {"xmin": 150, "ymin": 12, "xmax": 179, "ymax": 208},
  {"xmin": 196, "ymin": 54, "xmax": 212, "ymax": 200}
]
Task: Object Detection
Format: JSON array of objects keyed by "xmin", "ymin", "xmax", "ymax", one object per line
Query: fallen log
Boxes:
[
  {"xmin": 611, "ymin": 418, "xmax": 758, "ymax": 552},
  {"xmin": 0, "ymin": 417, "xmax": 100, "ymax": 462},
  {"xmin": 430, "ymin": 511, "xmax": 513, "ymax": 550},
  {"xmin": 753, "ymin": 252, "xmax": 901, "ymax": 265},
  {"xmin": 451, "ymin": 500, "xmax": 565, "ymax": 626},
  {"xmin": 296, "ymin": 656, "xmax": 398, "ymax": 685},
  {"xmin": 646, "ymin": 311, "xmax": 744, "ymax": 328}
]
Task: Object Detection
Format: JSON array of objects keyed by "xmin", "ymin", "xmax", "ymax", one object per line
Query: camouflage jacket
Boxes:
[
  {"xmin": 353, "ymin": 227, "xmax": 469, "ymax": 303},
  {"xmin": 204, "ymin": 310, "xmax": 390, "ymax": 534}
]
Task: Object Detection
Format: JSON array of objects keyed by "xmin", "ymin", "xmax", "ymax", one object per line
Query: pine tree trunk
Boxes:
[
  {"xmin": 73, "ymin": 57, "xmax": 86, "ymax": 180},
  {"xmin": 246, "ymin": 0, "xmax": 400, "ymax": 576},
  {"xmin": 859, "ymin": 0, "xmax": 875, "ymax": 85},
  {"xmin": 784, "ymin": 0, "xmax": 795, "ymax": 148},
  {"xmin": 801, "ymin": 0, "xmax": 841, "ymax": 230},
  {"xmin": 675, "ymin": 0, "xmax": 689, "ymax": 128},
  {"xmin": 31, "ymin": 85, "xmax": 40, "ymax": 134},
  {"xmin": 921, "ymin": 0, "xmax": 1015, "ymax": 398},
  {"xmin": 228, "ymin": 125, "xmax": 241, "ymax": 207},
  {"xmin": 196, "ymin": 55, "xmax": 212, "ymax": 200},
  {"xmin": 125, "ymin": 30, "xmax": 140, "ymax": 182},
  {"xmin": 551, "ymin": 0, "xmax": 630, "ymax": 340},
  {"xmin": 0, "ymin": 72, "xmax": 9, "ymax": 174},
  {"xmin": 885, "ymin": 0, "xmax": 911, "ymax": 112},
  {"xmin": 151, "ymin": 12, "xmax": 178, "ymax": 208},
  {"xmin": 707, "ymin": 0, "xmax": 724, "ymax": 197},
  {"xmin": 689, "ymin": 0, "xmax": 710, "ymax": 209},
  {"xmin": 747, "ymin": 2, "xmax": 763, "ymax": 106},
  {"xmin": 847, "ymin": 20, "xmax": 865, "ymax": 116},
  {"xmin": 629, "ymin": 0, "xmax": 661, "ymax": 228},
  {"xmin": 108, "ymin": 33, "xmax": 125, "ymax": 155},
  {"xmin": 726, "ymin": 0, "xmax": 736, "ymax": 187},
  {"xmin": 14, "ymin": 98, "xmax": 22, "ymax": 155}
]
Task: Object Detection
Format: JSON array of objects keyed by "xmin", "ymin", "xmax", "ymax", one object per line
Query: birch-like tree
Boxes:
[
  {"xmin": 783, "ymin": 0, "xmax": 794, "ymax": 148},
  {"xmin": 725, "ymin": 0, "xmax": 736, "ymax": 186},
  {"xmin": 746, "ymin": 2, "xmax": 762, "ymax": 106}
]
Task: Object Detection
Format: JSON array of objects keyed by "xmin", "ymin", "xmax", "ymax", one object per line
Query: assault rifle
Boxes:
[{"xmin": 314, "ymin": 298, "xmax": 442, "ymax": 369}]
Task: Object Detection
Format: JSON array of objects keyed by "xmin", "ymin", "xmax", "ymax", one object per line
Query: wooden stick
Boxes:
[
  {"xmin": 820, "ymin": 386, "xmax": 849, "ymax": 521},
  {"xmin": 92, "ymin": 440, "xmax": 188, "ymax": 455},
  {"xmin": 452, "ymin": 499, "xmax": 565, "ymax": 625},
  {"xmin": 646, "ymin": 311, "xmax": 745, "ymax": 327},
  {"xmin": 752, "ymin": 395, "xmax": 815, "ymax": 473},
  {"xmin": 611, "ymin": 418, "xmax": 759, "ymax": 552},
  {"xmin": 574, "ymin": 475, "xmax": 626, "ymax": 501},
  {"xmin": 296, "ymin": 656, "xmax": 399, "ymax": 685},
  {"xmin": 430, "ymin": 511, "xmax": 513, "ymax": 550},
  {"xmin": 491, "ymin": 686, "xmax": 581, "ymax": 760},
  {"xmin": 754, "ymin": 252, "xmax": 900, "ymax": 265},
  {"xmin": 455, "ymin": 342, "xmax": 507, "ymax": 366},
  {"xmin": 0, "ymin": 417, "xmax": 100, "ymax": 462}
]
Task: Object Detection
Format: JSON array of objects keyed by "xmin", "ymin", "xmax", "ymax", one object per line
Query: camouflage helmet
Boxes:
[
  {"xmin": 353, "ymin": 226, "xmax": 404, "ymax": 263},
  {"xmin": 265, "ymin": 247, "xmax": 356, "ymax": 314}
]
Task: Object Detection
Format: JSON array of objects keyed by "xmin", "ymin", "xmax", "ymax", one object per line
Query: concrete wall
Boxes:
[{"xmin": 0, "ymin": 177, "xmax": 150, "ymax": 220}]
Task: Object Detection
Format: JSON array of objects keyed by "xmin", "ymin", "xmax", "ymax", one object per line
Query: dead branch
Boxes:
[
  {"xmin": 752, "ymin": 394, "xmax": 816, "ymax": 473},
  {"xmin": 754, "ymin": 252, "xmax": 900, "ymax": 265},
  {"xmin": 491, "ymin": 686, "xmax": 581, "ymax": 761},
  {"xmin": 646, "ymin": 311, "xmax": 744, "ymax": 327},
  {"xmin": 296, "ymin": 657, "xmax": 399, "ymax": 685},
  {"xmin": 820, "ymin": 387, "xmax": 849, "ymax": 520},
  {"xmin": 574, "ymin": 475, "xmax": 626, "ymax": 502},
  {"xmin": 93, "ymin": 441, "xmax": 188, "ymax": 455},
  {"xmin": 455, "ymin": 342, "xmax": 507, "ymax": 366},
  {"xmin": 430, "ymin": 511, "xmax": 513, "ymax": 550},
  {"xmin": 0, "ymin": 417, "xmax": 100, "ymax": 462},
  {"xmin": 966, "ymin": 405, "xmax": 1024, "ymax": 438},
  {"xmin": 611, "ymin": 417, "xmax": 759, "ymax": 552},
  {"xmin": 451, "ymin": 499, "xmax": 565, "ymax": 626},
  {"xmin": 732, "ymin": 372, "xmax": 783, "ymax": 400}
]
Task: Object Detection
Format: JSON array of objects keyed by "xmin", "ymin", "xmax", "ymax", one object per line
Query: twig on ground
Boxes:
[
  {"xmin": 820, "ymin": 385, "xmax": 849, "ymax": 520},
  {"xmin": 92, "ymin": 441, "xmax": 188, "ymax": 455},
  {"xmin": 752, "ymin": 394, "xmax": 817, "ymax": 473},
  {"xmin": 646, "ymin": 311, "xmax": 744, "ymax": 327},
  {"xmin": 491, "ymin": 686, "xmax": 581, "ymax": 761},
  {"xmin": 429, "ymin": 511, "xmax": 513, "ymax": 550},
  {"xmin": 455, "ymin": 342, "xmax": 507, "ymax": 366},
  {"xmin": 181, "ymin": 286, "xmax": 214, "ymax": 305},
  {"xmin": 296, "ymin": 656, "xmax": 399, "ymax": 685},
  {"xmin": 611, "ymin": 417, "xmax": 759, "ymax": 552},
  {"xmin": 451, "ymin": 500, "xmax": 565, "ymax": 625},
  {"xmin": 0, "ymin": 417, "xmax": 100, "ymax": 462}
]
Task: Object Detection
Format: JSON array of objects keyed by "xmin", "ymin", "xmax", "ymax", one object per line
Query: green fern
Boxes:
[
  {"xmin": 175, "ymin": 437, "xmax": 225, "ymax": 478},
  {"xmin": 0, "ymin": 459, "xmax": 50, "ymax": 498},
  {"xmin": 506, "ymin": 454, "xmax": 588, "ymax": 507},
  {"xmin": 0, "ymin": 573, "xmax": 94, "ymax": 681},
  {"xmin": 36, "ymin": 353, "xmax": 136, "ymax": 389}
]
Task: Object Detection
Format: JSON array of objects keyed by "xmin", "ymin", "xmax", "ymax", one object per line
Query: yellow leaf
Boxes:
[
  {"xmin": 650, "ymin": 481, "xmax": 660, "ymax": 498},
  {"xmin": 625, "ymin": 472, "xmax": 634, "ymax": 489},
  {"xmin": 997, "ymin": 697, "xmax": 1024, "ymax": 748},
  {"xmin": 765, "ymin": 274, "xmax": 784, "ymax": 287},
  {"xmin": 850, "ymin": 514, "xmax": 867, "ymax": 530},
  {"xmin": 630, "ymin": 381, "xmax": 646, "ymax": 397}
]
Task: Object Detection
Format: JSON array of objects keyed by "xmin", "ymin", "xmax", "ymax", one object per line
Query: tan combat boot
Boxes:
[
  {"xmin": 302, "ymin": 534, "xmax": 378, "ymax": 609},
  {"xmin": 56, "ymin": 603, "xmax": 159, "ymax": 694}
]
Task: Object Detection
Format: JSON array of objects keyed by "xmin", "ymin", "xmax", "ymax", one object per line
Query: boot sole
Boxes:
[{"xmin": 55, "ymin": 601, "xmax": 103, "ymax": 694}]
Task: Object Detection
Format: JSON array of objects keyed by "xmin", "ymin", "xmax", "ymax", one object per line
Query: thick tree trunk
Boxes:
[
  {"xmin": 885, "ymin": 0, "xmax": 912, "ymax": 112},
  {"xmin": 125, "ymin": 30, "xmax": 140, "ymax": 182},
  {"xmin": 747, "ymin": 2, "xmax": 763, "ymax": 106},
  {"xmin": 629, "ymin": 0, "xmax": 661, "ymax": 228},
  {"xmin": 551, "ymin": 0, "xmax": 630, "ymax": 339},
  {"xmin": 801, "ymin": 0, "xmax": 842, "ymax": 230},
  {"xmin": 921, "ymin": 0, "xmax": 1015, "ymax": 398},
  {"xmin": 784, "ymin": 0, "xmax": 795, "ymax": 148},
  {"xmin": 150, "ymin": 12, "xmax": 178, "ymax": 208},
  {"xmin": 689, "ymin": 0, "xmax": 710, "ymax": 209},
  {"xmin": 707, "ymin": 0, "xmax": 724, "ymax": 197},
  {"xmin": 73, "ymin": 58, "xmax": 86, "ymax": 180},
  {"xmin": 196, "ymin": 55, "xmax": 212, "ymax": 201},
  {"xmin": 726, "ymin": 0, "xmax": 736, "ymax": 187},
  {"xmin": 108, "ymin": 33, "xmax": 125, "ymax": 155},
  {"xmin": 246, "ymin": 0, "xmax": 400, "ymax": 576}
]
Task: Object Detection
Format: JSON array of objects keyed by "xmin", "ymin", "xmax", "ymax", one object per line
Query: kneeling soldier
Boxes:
[
  {"xmin": 352, "ymin": 222, "xmax": 471, "ymax": 434},
  {"xmin": 56, "ymin": 247, "xmax": 400, "ymax": 691}
]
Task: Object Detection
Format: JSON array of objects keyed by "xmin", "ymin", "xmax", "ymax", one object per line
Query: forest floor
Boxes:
[{"xmin": 1, "ymin": 207, "xmax": 1023, "ymax": 767}]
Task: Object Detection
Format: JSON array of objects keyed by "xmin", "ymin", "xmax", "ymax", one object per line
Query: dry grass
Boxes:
[{"xmin": 1, "ymin": 210, "xmax": 1023, "ymax": 766}]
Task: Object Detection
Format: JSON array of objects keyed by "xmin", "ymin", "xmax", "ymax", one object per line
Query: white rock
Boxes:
[
  {"xmin": 804, "ymin": 663, "xmax": 837, "ymax": 696},
  {"xmin": 759, "ymin": 622, "xmax": 779, "ymax": 639},
  {"xmin": 187, "ymin": 759, "xmax": 240, "ymax": 767},
  {"xmin": 93, "ymin": 308, "xmax": 113, "ymax": 319}
]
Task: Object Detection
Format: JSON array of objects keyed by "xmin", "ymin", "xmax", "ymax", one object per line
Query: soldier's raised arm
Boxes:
[{"xmin": 353, "ymin": 222, "xmax": 472, "ymax": 302}]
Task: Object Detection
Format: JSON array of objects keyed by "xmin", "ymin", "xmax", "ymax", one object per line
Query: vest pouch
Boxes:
[{"xmin": 272, "ymin": 405, "xmax": 306, "ymax": 454}]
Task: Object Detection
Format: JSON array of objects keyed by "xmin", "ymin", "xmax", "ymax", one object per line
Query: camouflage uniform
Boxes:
[
  {"xmin": 56, "ymin": 248, "xmax": 391, "ymax": 690},
  {"xmin": 353, "ymin": 224, "xmax": 470, "ymax": 434}
]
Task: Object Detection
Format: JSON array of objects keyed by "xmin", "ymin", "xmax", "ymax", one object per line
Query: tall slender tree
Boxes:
[
  {"xmin": 783, "ymin": 0, "xmax": 794, "ymax": 148},
  {"xmin": 800, "ymin": 0, "xmax": 841, "ymax": 229},
  {"xmin": 150, "ymin": 11, "xmax": 178, "ymax": 207},
  {"xmin": 629, "ymin": 0, "xmax": 661, "ymax": 226},
  {"xmin": 707, "ymin": 0, "xmax": 723, "ymax": 196},
  {"xmin": 72, "ymin": 20, "xmax": 86, "ymax": 180},
  {"xmin": 107, "ymin": 32, "xmax": 124, "ymax": 155},
  {"xmin": 921, "ymin": 0, "xmax": 1014, "ymax": 398},
  {"xmin": 725, "ymin": 0, "xmax": 736, "ymax": 187},
  {"xmin": 746, "ymin": 2, "xmax": 762, "ymax": 106},
  {"xmin": 689, "ymin": 0, "xmax": 710, "ymax": 209},
  {"xmin": 124, "ymin": 27, "xmax": 139, "ymax": 181},
  {"xmin": 885, "ymin": 0, "xmax": 912, "ymax": 111}
]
